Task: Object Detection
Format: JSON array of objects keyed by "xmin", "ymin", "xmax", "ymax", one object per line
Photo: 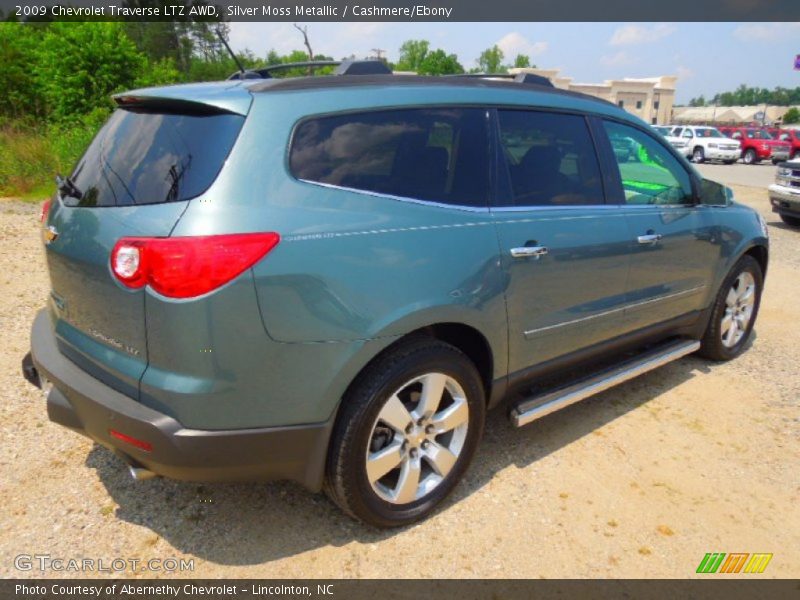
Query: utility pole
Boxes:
[{"xmin": 371, "ymin": 48, "xmax": 386, "ymax": 61}]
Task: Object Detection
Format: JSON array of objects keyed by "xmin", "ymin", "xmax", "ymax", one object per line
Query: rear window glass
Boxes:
[
  {"xmin": 289, "ymin": 108, "xmax": 489, "ymax": 208},
  {"xmin": 67, "ymin": 108, "xmax": 244, "ymax": 207}
]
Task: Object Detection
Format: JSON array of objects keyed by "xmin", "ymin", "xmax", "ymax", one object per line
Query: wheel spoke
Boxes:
[
  {"xmin": 720, "ymin": 313, "xmax": 733, "ymax": 335},
  {"xmin": 416, "ymin": 373, "xmax": 447, "ymax": 418},
  {"xmin": 429, "ymin": 399, "xmax": 469, "ymax": 434},
  {"xmin": 424, "ymin": 441, "xmax": 458, "ymax": 478},
  {"xmin": 725, "ymin": 286, "xmax": 738, "ymax": 307},
  {"xmin": 378, "ymin": 394, "xmax": 413, "ymax": 433},
  {"xmin": 725, "ymin": 319, "xmax": 739, "ymax": 345},
  {"xmin": 739, "ymin": 284, "xmax": 755, "ymax": 305},
  {"xmin": 366, "ymin": 441, "xmax": 404, "ymax": 483},
  {"xmin": 392, "ymin": 458, "xmax": 421, "ymax": 503}
]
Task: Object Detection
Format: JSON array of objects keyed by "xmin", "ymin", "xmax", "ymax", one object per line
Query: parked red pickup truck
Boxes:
[
  {"xmin": 776, "ymin": 129, "xmax": 800, "ymax": 161},
  {"xmin": 718, "ymin": 126, "xmax": 792, "ymax": 164}
]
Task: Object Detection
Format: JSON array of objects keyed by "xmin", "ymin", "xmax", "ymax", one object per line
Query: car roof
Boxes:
[{"xmin": 248, "ymin": 74, "xmax": 619, "ymax": 110}]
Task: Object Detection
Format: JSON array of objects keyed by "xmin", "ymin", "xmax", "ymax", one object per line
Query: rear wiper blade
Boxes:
[{"xmin": 55, "ymin": 174, "xmax": 83, "ymax": 200}]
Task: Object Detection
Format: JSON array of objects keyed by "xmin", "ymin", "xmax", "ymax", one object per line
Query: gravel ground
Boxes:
[{"xmin": 0, "ymin": 186, "xmax": 797, "ymax": 579}]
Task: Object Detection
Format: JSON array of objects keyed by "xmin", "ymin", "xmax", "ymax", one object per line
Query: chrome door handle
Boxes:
[
  {"xmin": 510, "ymin": 246, "xmax": 549, "ymax": 259},
  {"xmin": 637, "ymin": 233, "xmax": 663, "ymax": 244}
]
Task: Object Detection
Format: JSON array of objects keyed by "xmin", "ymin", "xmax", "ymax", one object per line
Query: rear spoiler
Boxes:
[{"xmin": 113, "ymin": 84, "xmax": 252, "ymax": 116}]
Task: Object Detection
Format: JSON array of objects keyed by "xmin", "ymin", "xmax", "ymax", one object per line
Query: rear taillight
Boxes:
[
  {"xmin": 110, "ymin": 233, "xmax": 280, "ymax": 299},
  {"xmin": 40, "ymin": 200, "xmax": 51, "ymax": 223}
]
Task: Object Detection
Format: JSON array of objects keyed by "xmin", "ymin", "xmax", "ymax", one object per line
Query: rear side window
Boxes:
[
  {"xmin": 496, "ymin": 109, "xmax": 604, "ymax": 207},
  {"xmin": 289, "ymin": 108, "xmax": 489, "ymax": 208},
  {"xmin": 68, "ymin": 108, "xmax": 244, "ymax": 207}
]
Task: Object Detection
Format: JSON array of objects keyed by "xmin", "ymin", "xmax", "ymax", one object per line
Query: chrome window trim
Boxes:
[
  {"xmin": 296, "ymin": 179, "xmax": 491, "ymax": 213},
  {"xmin": 523, "ymin": 285, "xmax": 706, "ymax": 338}
]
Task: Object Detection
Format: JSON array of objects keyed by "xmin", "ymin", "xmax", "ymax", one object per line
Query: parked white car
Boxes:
[
  {"xmin": 652, "ymin": 125, "xmax": 690, "ymax": 155},
  {"xmin": 669, "ymin": 126, "xmax": 741, "ymax": 164}
]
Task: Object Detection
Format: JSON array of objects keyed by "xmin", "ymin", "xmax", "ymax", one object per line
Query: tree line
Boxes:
[
  {"xmin": 0, "ymin": 19, "xmax": 536, "ymax": 125},
  {"xmin": 688, "ymin": 84, "xmax": 800, "ymax": 108}
]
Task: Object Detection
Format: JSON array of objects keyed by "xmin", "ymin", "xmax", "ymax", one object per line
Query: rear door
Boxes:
[
  {"xmin": 43, "ymin": 105, "xmax": 245, "ymax": 398},
  {"xmin": 491, "ymin": 108, "xmax": 632, "ymax": 374},
  {"xmin": 596, "ymin": 119, "xmax": 718, "ymax": 331}
]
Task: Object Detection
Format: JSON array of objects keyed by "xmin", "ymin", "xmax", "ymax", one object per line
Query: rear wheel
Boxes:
[
  {"xmin": 781, "ymin": 214, "xmax": 800, "ymax": 227},
  {"xmin": 698, "ymin": 255, "xmax": 763, "ymax": 361},
  {"xmin": 743, "ymin": 149, "xmax": 758, "ymax": 164},
  {"xmin": 692, "ymin": 147, "xmax": 705, "ymax": 163},
  {"xmin": 325, "ymin": 338, "xmax": 485, "ymax": 527}
]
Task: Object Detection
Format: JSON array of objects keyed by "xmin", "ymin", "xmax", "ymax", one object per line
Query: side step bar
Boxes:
[{"xmin": 510, "ymin": 339, "xmax": 700, "ymax": 427}]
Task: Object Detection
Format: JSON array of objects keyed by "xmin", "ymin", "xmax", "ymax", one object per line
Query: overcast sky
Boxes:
[{"xmin": 227, "ymin": 22, "xmax": 800, "ymax": 103}]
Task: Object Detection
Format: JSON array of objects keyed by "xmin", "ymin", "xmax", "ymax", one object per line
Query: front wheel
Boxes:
[
  {"xmin": 698, "ymin": 255, "xmax": 763, "ymax": 361},
  {"xmin": 692, "ymin": 147, "xmax": 705, "ymax": 163},
  {"xmin": 743, "ymin": 149, "xmax": 758, "ymax": 164},
  {"xmin": 781, "ymin": 214, "xmax": 800, "ymax": 227},
  {"xmin": 325, "ymin": 338, "xmax": 485, "ymax": 527}
]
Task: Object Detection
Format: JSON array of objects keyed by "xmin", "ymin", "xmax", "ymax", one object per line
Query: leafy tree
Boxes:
[
  {"xmin": 689, "ymin": 95, "xmax": 707, "ymax": 107},
  {"xmin": 513, "ymin": 54, "xmax": 532, "ymax": 68},
  {"xmin": 396, "ymin": 40, "xmax": 429, "ymax": 72},
  {"xmin": 417, "ymin": 49, "xmax": 464, "ymax": 75},
  {"xmin": 783, "ymin": 107, "xmax": 800, "ymax": 125},
  {"xmin": 477, "ymin": 45, "xmax": 506, "ymax": 74},
  {"xmin": 33, "ymin": 23, "xmax": 145, "ymax": 120},
  {"xmin": 0, "ymin": 23, "xmax": 42, "ymax": 119}
]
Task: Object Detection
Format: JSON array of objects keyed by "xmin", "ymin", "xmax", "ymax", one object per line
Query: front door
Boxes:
[
  {"xmin": 598, "ymin": 119, "xmax": 719, "ymax": 332},
  {"xmin": 491, "ymin": 109, "xmax": 633, "ymax": 374}
]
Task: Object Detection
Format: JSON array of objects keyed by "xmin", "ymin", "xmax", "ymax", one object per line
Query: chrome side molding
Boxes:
[{"xmin": 511, "ymin": 339, "xmax": 700, "ymax": 427}]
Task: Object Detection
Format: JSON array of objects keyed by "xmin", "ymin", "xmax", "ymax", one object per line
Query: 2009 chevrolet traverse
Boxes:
[{"xmin": 25, "ymin": 61, "xmax": 768, "ymax": 527}]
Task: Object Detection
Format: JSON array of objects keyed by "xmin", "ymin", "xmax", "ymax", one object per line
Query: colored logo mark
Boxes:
[{"xmin": 696, "ymin": 552, "xmax": 772, "ymax": 574}]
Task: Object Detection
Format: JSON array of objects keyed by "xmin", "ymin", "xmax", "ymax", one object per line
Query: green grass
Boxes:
[{"xmin": 0, "ymin": 113, "xmax": 104, "ymax": 199}]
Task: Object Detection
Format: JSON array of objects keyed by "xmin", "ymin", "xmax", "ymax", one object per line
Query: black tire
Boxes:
[
  {"xmin": 743, "ymin": 149, "xmax": 758, "ymax": 165},
  {"xmin": 324, "ymin": 337, "xmax": 486, "ymax": 527},
  {"xmin": 780, "ymin": 214, "xmax": 800, "ymax": 227},
  {"xmin": 697, "ymin": 255, "xmax": 763, "ymax": 361},
  {"xmin": 692, "ymin": 146, "xmax": 705, "ymax": 163},
  {"xmin": 772, "ymin": 158, "xmax": 781, "ymax": 165}
]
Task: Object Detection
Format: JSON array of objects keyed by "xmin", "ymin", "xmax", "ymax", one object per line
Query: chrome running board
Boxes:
[{"xmin": 510, "ymin": 339, "xmax": 700, "ymax": 428}]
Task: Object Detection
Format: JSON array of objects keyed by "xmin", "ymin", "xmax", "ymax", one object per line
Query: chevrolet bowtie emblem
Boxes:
[{"xmin": 43, "ymin": 225, "xmax": 58, "ymax": 245}]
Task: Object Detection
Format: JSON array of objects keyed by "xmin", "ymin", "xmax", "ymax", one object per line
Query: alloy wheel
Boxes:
[
  {"xmin": 721, "ymin": 271, "xmax": 756, "ymax": 348},
  {"xmin": 365, "ymin": 372, "xmax": 469, "ymax": 504}
]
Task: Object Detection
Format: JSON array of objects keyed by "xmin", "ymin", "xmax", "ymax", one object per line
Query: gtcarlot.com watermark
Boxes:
[{"xmin": 14, "ymin": 553, "xmax": 194, "ymax": 573}]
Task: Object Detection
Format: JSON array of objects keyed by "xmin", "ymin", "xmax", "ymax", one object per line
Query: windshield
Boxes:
[
  {"xmin": 746, "ymin": 129, "xmax": 773, "ymax": 140},
  {"xmin": 67, "ymin": 108, "xmax": 244, "ymax": 207},
  {"xmin": 694, "ymin": 128, "xmax": 725, "ymax": 138}
]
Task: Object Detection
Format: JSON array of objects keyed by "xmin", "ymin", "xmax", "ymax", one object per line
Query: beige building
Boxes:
[{"xmin": 509, "ymin": 68, "xmax": 677, "ymax": 125}]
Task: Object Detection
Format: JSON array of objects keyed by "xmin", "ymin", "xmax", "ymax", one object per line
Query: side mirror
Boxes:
[{"xmin": 698, "ymin": 179, "xmax": 731, "ymax": 206}]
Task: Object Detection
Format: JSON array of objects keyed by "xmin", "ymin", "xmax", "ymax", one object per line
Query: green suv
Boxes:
[{"xmin": 25, "ymin": 63, "xmax": 769, "ymax": 527}]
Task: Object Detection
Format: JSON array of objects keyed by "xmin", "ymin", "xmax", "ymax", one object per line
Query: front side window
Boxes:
[
  {"xmin": 289, "ymin": 108, "xmax": 489, "ymax": 207},
  {"xmin": 602, "ymin": 120, "xmax": 693, "ymax": 206},
  {"xmin": 496, "ymin": 110, "xmax": 604, "ymax": 207}
]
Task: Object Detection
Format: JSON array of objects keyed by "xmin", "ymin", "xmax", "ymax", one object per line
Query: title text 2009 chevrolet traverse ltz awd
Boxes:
[{"xmin": 24, "ymin": 62, "xmax": 768, "ymax": 527}]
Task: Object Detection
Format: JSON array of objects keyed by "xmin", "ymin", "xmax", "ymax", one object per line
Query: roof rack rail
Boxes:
[
  {"xmin": 228, "ymin": 59, "xmax": 391, "ymax": 81},
  {"xmin": 450, "ymin": 72, "xmax": 554, "ymax": 88}
]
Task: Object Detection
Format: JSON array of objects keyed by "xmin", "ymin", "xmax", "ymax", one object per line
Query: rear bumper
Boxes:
[{"xmin": 27, "ymin": 309, "xmax": 332, "ymax": 490}]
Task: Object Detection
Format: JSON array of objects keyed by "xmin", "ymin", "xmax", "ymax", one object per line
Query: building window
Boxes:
[
  {"xmin": 636, "ymin": 100, "xmax": 643, "ymax": 109},
  {"xmin": 652, "ymin": 118, "xmax": 657, "ymax": 124},
  {"xmin": 654, "ymin": 101, "xmax": 660, "ymax": 110},
  {"xmin": 618, "ymin": 100, "xmax": 624, "ymax": 108}
]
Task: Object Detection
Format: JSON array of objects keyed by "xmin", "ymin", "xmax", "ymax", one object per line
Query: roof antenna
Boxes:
[{"xmin": 216, "ymin": 27, "xmax": 246, "ymax": 76}]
